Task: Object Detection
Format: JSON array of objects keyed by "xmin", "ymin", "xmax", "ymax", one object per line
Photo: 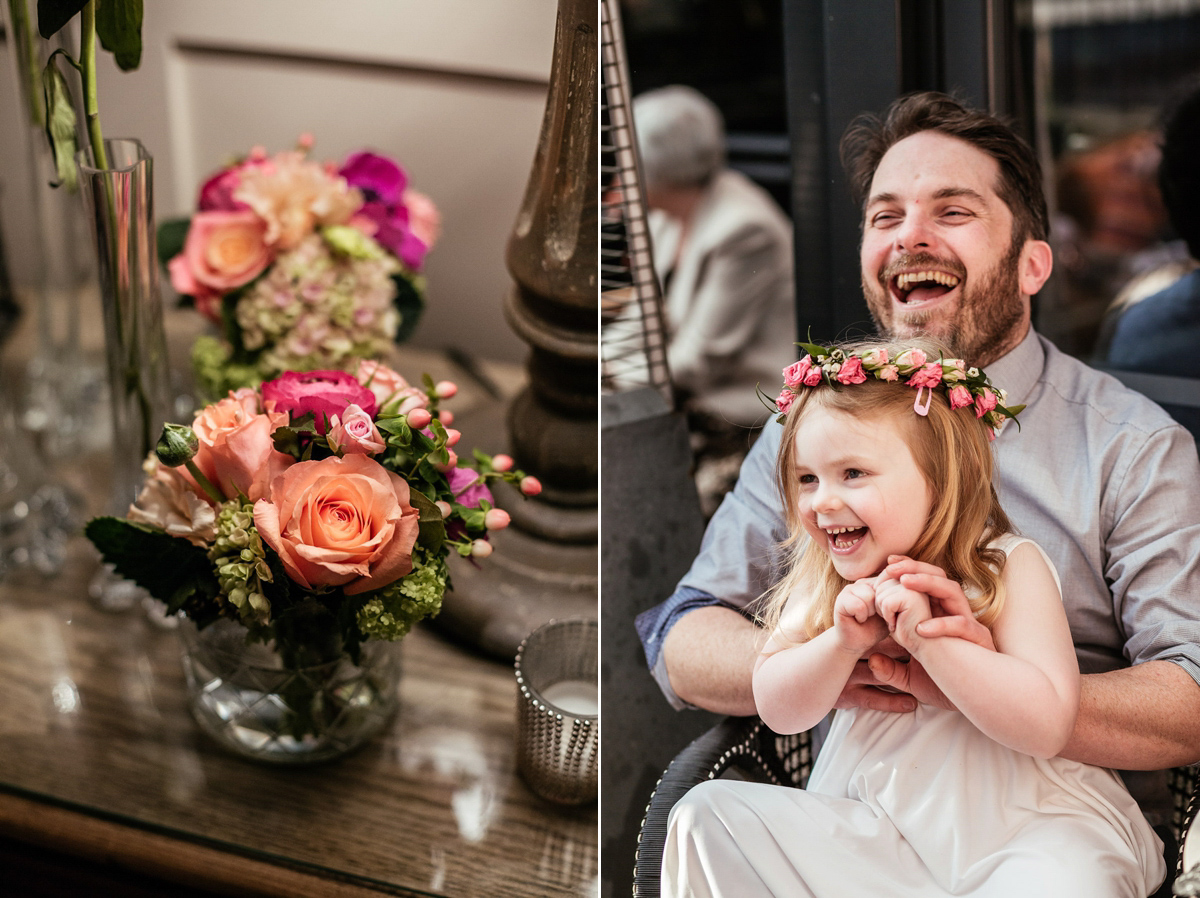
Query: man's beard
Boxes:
[{"xmin": 863, "ymin": 238, "xmax": 1025, "ymax": 366}]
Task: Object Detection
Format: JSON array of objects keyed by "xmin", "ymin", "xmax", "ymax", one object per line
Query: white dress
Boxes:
[{"xmin": 663, "ymin": 536, "xmax": 1166, "ymax": 897}]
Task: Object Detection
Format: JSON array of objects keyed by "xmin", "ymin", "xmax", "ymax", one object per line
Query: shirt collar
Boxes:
[{"xmin": 985, "ymin": 327, "xmax": 1044, "ymax": 437}]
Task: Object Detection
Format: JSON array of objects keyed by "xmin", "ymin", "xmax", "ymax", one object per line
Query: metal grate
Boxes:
[{"xmin": 600, "ymin": 0, "xmax": 673, "ymax": 405}]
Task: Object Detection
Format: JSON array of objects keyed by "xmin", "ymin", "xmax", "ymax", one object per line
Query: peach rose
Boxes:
[
  {"xmin": 190, "ymin": 389, "xmax": 293, "ymax": 502},
  {"xmin": 253, "ymin": 454, "xmax": 419, "ymax": 595},
  {"xmin": 179, "ymin": 210, "xmax": 271, "ymax": 293}
]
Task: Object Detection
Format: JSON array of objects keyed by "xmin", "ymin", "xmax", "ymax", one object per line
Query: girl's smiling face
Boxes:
[{"xmin": 792, "ymin": 404, "xmax": 933, "ymax": 582}]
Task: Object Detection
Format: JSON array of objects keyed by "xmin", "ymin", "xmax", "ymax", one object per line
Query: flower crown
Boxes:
[{"xmin": 770, "ymin": 342, "xmax": 1024, "ymax": 435}]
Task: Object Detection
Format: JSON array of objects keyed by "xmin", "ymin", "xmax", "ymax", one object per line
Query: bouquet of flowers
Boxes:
[
  {"xmin": 85, "ymin": 362, "xmax": 539, "ymax": 749},
  {"xmin": 161, "ymin": 137, "xmax": 440, "ymax": 399}
]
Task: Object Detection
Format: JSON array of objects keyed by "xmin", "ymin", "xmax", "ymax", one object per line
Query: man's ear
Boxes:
[{"xmin": 1019, "ymin": 239, "xmax": 1053, "ymax": 296}]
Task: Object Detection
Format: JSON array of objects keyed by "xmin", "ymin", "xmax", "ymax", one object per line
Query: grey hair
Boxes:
[{"xmin": 632, "ymin": 85, "xmax": 725, "ymax": 190}]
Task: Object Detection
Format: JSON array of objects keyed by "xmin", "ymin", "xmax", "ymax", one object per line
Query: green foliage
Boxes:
[
  {"xmin": 84, "ymin": 517, "xmax": 219, "ymax": 613},
  {"xmin": 36, "ymin": 0, "xmax": 86, "ymax": 38},
  {"xmin": 407, "ymin": 489, "xmax": 446, "ymax": 554},
  {"xmin": 95, "ymin": 0, "xmax": 141, "ymax": 71},
  {"xmin": 157, "ymin": 217, "xmax": 190, "ymax": 268},
  {"xmin": 40, "ymin": 50, "xmax": 79, "ymax": 189},
  {"xmin": 391, "ymin": 272, "xmax": 425, "ymax": 344}
]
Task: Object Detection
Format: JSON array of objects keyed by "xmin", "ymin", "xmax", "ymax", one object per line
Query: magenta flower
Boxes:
[
  {"xmin": 261, "ymin": 370, "xmax": 378, "ymax": 433},
  {"xmin": 448, "ymin": 465, "xmax": 493, "ymax": 509},
  {"xmin": 339, "ymin": 151, "xmax": 408, "ymax": 205}
]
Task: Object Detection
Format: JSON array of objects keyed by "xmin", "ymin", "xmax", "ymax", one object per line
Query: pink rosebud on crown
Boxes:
[
  {"xmin": 906, "ymin": 362, "xmax": 944, "ymax": 389},
  {"xmin": 776, "ymin": 388, "xmax": 796, "ymax": 415},
  {"xmin": 783, "ymin": 357, "xmax": 811, "ymax": 389},
  {"xmin": 835, "ymin": 356, "xmax": 867, "ymax": 385},
  {"xmin": 975, "ymin": 389, "xmax": 999, "ymax": 418},
  {"xmin": 948, "ymin": 384, "xmax": 974, "ymax": 410}
]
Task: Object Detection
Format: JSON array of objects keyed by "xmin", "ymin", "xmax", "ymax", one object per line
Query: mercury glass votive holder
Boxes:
[{"xmin": 514, "ymin": 618, "xmax": 598, "ymax": 804}]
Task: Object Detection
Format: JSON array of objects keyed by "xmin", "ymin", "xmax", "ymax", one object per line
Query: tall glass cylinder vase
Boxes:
[
  {"xmin": 1, "ymin": 0, "xmax": 102, "ymax": 458},
  {"xmin": 76, "ymin": 139, "xmax": 172, "ymax": 608}
]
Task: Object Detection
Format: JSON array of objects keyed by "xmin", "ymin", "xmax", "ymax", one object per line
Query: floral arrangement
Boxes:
[
  {"xmin": 85, "ymin": 361, "xmax": 540, "ymax": 670},
  {"xmin": 160, "ymin": 137, "xmax": 440, "ymax": 399},
  {"xmin": 771, "ymin": 342, "xmax": 1023, "ymax": 435}
]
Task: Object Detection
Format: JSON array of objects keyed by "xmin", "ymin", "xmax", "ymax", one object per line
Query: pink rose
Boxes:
[
  {"xmin": 894, "ymin": 349, "xmax": 927, "ymax": 371},
  {"xmin": 878, "ymin": 364, "xmax": 900, "ymax": 382},
  {"xmin": 906, "ymin": 362, "xmax": 944, "ymax": 389},
  {"xmin": 975, "ymin": 389, "xmax": 999, "ymax": 418},
  {"xmin": 253, "ymin": 454, "xmax": 420, "ymax": 595},
  {"xmin": 190, "ymin": 389, "xmax": 293, "ymax": 502},
  {"xmin": 835, "ymin": 356, "xmax": 866, "ymax": 385},
  {"xmin": 168, "ymin": 254, "xmax": 223, "ymax": 323},
  {"xmin": 861, "ymin": 349, "xmax": 889, "ymax": 368},
  {"xmin": 776, "ymin": 388, "xmax": 796, "ymax": 414},
  {"xmin": 178, "ymin": 210, "xmax": 271, "ymax": 293},
  {"xmin": 197, "ymin": 149, "xmax": 268, "ymax": 211},
  {"xmin": 402, "ymin": 189, "xmax": 440, "ymax": 251},
  {"xmin": 782, "ymin": 357, "xmax": 811, "ymax": 389},
  {"xmin": 948, "ymin": 384, "xmax": 974, "ymax": 409},
  {"xmin": 353, "ymin": 360, "xmax": 429, "ymax": 414},
  {"xmin": 328, "ymin": 404, "xmax": 386, "ymax": 456},
  {"xmin": 262, "ymin": 370, "xmax": 378, "ymax": 433},
  {"xmin": 942, "ymin": 359, "xmax": 967, "ymax": 383}
]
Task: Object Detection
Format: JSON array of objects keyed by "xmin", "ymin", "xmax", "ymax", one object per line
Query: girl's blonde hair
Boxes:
[{"xmin": 758, "ymin": 337, "xmax": 1013, "ymax": 642}]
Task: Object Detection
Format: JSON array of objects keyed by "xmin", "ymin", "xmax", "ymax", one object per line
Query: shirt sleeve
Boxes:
[
  {"xmin": 634, "ymin": 418, "xmax": 790, "ymax": 707},
  {"xmin": 1105, "ymin": 421, "xmax": 1200, "ymax": 685}
]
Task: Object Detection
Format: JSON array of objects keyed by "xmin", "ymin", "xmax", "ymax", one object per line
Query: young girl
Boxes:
[{"xmin": 662, "ymin": 339, "xmax": 1165, "ymax": 897}]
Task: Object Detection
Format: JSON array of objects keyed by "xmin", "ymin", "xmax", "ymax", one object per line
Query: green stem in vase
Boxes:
[
  {"xmin": 79, "ymin": 1, "xmax": 107, "ymax": 171},
  {"xmin": 7, "ymin": 0, "xmax": 46, "ymax": 128}
]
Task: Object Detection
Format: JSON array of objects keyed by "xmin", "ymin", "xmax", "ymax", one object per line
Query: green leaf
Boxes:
[
  {"xmin": 390, "ymin": 272, "xmax": 425, "ymax": 344},
  {"xmin": 796, "ymin": 341, "xmax": 830, "ymax": 359},
  {"xmin": 157, "ymin": 217, "xmax": 190, "ymax": 268},
  {"xmin": 408, "ymin": 489, "xmax": 445, "ymax": 553},
  {"xmin": 40, "ymin": 50, "xmax": 79, "ymax": 190},
  {"xmin": 96, "ymin": 0, "xmax": 142, "ymax": 71},
  {"xmin": 36, "ymin": 0, "xmax": 86, "ymax": 38},
  {"xmin": 84, "ymin": 516, "xmax": 218, "ymax": 609}
]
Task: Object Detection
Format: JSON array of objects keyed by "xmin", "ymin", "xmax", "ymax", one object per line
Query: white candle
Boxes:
[{"xmin": 540, "ymin": 679, "xmax": 598, "ymax": 717}]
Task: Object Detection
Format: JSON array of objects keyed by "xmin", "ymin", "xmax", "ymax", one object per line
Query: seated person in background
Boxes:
[
  {"xmin": 632, "ymin": 85, "xmax": 796, "ymax": 512},
  {"xmin": 636, "ymin": 91, "xmax": 1200, "ymax": 848},
  {"xmin": 1104, "ymin": 78, "xmax": 1200, "ymax": 377}
]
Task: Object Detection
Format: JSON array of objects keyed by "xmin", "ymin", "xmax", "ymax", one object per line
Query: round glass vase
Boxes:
[{"xmin": 178, "ymin": 618, "xmax": 401, "ymax": 764}]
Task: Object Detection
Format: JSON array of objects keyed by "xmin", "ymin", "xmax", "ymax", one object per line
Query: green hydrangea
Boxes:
[
  {"xmin": 191, "ymin": 335, "xmax": 262, "ymax": 398},
  {"xmin": 209, "ymin": 498, "xmax": 273, "ymax": 626},
  {"xmin": 356, "ymin": 546, "xmax": 447, "ymax": 641}
]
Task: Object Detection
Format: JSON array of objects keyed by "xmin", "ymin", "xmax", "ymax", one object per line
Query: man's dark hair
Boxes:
[
  {"xmin": 840, "ymin": 91, "xmax": 1050, "ymax": 247},
  {"xmin": 1158, "ymin": 77, "xmax": 1200, "ymax": 258}
]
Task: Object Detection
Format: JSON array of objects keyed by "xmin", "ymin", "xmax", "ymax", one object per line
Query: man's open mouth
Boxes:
[
  {"xmin": 889, "ymin": 269, "xmax": 962, "ymax": 305},
  {"xmin": 825, "ymin": 525, "xmax": 867, "ymax": 551}
]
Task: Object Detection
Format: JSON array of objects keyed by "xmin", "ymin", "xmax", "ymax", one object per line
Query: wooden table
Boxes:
[{"xmin": 0, "ymin": 300, "xmax": 597, "ymax": 897}]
